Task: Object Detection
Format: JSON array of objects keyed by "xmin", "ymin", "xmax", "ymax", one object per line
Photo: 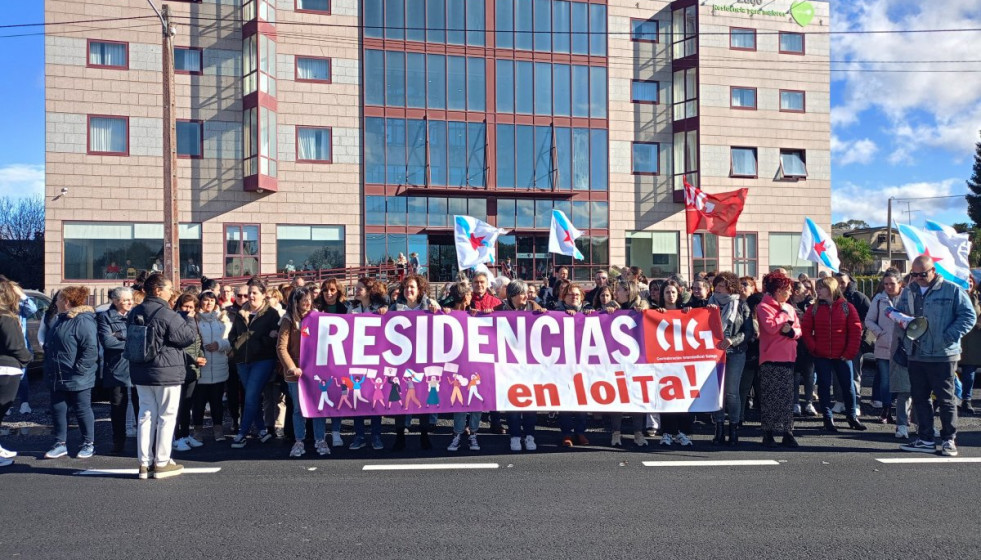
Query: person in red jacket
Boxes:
[
  {"xmin": 801, "ymin": 276, "xmax": 867, "ymax": 433},
  {"xmin": 467, "ymin": 272, "xmax": 502, "ymax": 313}
]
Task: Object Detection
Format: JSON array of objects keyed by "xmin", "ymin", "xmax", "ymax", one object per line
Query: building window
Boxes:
[
  {"xmin": 296, "ymin": 127, "xmax": 332, "ymax": 163},
  {"xmin": 631, "ymin": 18, "xmax": 659, "ymax": 42},
  {"xmin": 296, "ymin": 56, "xmax": 331, "ymax": 82},
  {"xmin": 632, "ymin": 142, "xmax": 659, "ymax": 175},
  {"xmin": 225, "ymin": 224, "xmax": 260, "ymax": 277},
  {"xmin": 176, "ymin": 120, "xmax": 203, "ymax": 158},
  {"xmin": 733, "ymin": 233, "xmax": 758, "ymax": 278},
  {"xmin": 779, "ymin": 32, "xmax": 804, "ymax": 54},
  {"xmin": 673, "ymin": 129, "xmax": 698, "ymax": 192},
  {"xmin": 730, "ymin": 87, "xmax": 757, "ymax": 110},
  {"xmin": 626, "ymin": 231, "xmax": 679, "ymax": 278},
  {"xmin": 276, "ymin": 225, "xmax": 344, "ymax": 272},
  {"xmin": 174, "ymin": 47, "xmax": 202, "ymax": 74},
  {"xmin": 730, "ymin": 27, "xmax": 756, "ymax": 51},
  {"xmin": 672, "ymin": 67, "xmax": 697, "ymax": 121},
  {"xmin": 296, "ymin": 0, "xmax": 329, "ymax": 13},
  {"xmin": 780, "ymin": 90, "xmax": 806, "ymax": 112},
  {"xmin": 672, "ymin": 4, "xmax": 697, "ymax": 59},
  {"xmin": 63, "ymin": 222, "xmax": 202, "ymax": 281},
  {"xmin": 631, "ymin": 80, "xmax": 659, "ymax": 104},
  {"xmin": 779, "ymin": 149, "xmax": 807, "ymax": 179},
  {"xmin": 87, "ymin": 40, "xmax": 128, "ymax": 69},
  {"xmin": 692, "ymin": 232, "xmax": 719, "ymax": 275},
  {"xmin": 87, "ymin": 115, "xmax": 128, "ymax": 156},
  {"xmin": 730, "ymin": 147, "xmax": 757, "ymax": 178},
  {"xmin": 770, "ymin": 232, "xmax": 816, "ymax": 276}
]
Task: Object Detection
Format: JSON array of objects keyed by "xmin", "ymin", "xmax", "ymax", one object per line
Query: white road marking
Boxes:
[
  {"xmin": 76, "ymin": 467, "xmax": 222, "ymax": 476},
  {"xmin": 875, "ymin": 457, "xmax": 981, "ymax": 464},
  {"xmin": 642, "ymin": 460, "xmax": 781, "ymax": 467},
  {"xmin": 363, "ymin": 463, "xmax": 500, "ymax": 471}
]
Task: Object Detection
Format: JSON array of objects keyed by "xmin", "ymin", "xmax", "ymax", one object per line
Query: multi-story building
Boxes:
[{"xmin": 44, "ymin": 0, "xmax": 830, "ymax": 291}]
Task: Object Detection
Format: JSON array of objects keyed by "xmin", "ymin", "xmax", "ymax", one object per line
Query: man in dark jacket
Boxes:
[
  {"xmin": 128, "ymin": 274, "xmax": 198, "ymax": 479},
  {"xmin": 98, "ymin": 287, "xmax": 135, "ymax": 454}
]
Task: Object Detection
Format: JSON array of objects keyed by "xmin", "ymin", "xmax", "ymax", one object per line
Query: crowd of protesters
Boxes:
[{"xmin": 0, "ymin": 256, "xmax": 976, "ymax": 477}]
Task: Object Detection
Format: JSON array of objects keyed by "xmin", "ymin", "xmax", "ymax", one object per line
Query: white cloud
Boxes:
[
  {"xmin": 831, "ymin": 135, "xmax": 879, "ymax": 165},
  {"xmin": 832, "ymin": 0, "xmax": 981, "ymax": 159},
  {"xmin": 831, "ymin": 178, "xmax": 968, "ymax": 225},
  {"xmin": 0, "ymin": 164, "xmax": 44, "ymax": 199}
]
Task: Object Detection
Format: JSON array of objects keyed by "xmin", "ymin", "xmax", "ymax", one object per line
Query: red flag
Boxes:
[{"xmin": 683, "ymin": 177, "xmax": 747, "ymax": 237}]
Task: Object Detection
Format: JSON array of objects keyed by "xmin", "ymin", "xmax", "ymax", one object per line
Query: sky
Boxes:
[{"xmin": 0, "ymin": 0, "xmax": 977, "ymax": 228}]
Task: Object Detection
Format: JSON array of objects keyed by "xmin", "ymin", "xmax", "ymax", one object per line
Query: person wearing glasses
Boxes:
[
  {"xmin": 897, "ymin": 256, "xmax": 977, "ymax": 457},
  {"xmin": 224, "ymin": 286, "xmax": 249, "ymax": 433}
]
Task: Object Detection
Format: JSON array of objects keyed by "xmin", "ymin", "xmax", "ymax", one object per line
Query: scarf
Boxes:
[{"xmin": 710, "ymin": 292, "xmax": 740, "ymax": 328}]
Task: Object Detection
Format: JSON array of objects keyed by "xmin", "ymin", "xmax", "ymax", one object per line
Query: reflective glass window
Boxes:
[
  {"xmin": 591, "ymin": 201, "xmax": 608, "ymax": 229},
  {"xmin": 572, "ymin": 127, "xmax": 589, "ymax": 190},
  {"xmin": 555, "ymin": 126, "xmax": 571, "ymax": 190},
  {"xmin": 516, "ymin": 199, "xmax": 534, "ymax": 228},
  {"xmin": 385, "ymin": 0, "xmax": 404, "ymax": 40},
  {"xmin": 467, "ymin": 0, "xmax": 485, "ymax": 46},
  {"xmin": 467, "ymin": 122, "xmax": 486, "ymax": 186},
  {"xmin": 406, "ymin": 0, "xmax": 426, "ymax": 41},
  {"xmin": 406, "ymin": 119, "xmax": 427, "ymax": 185},
  {"xmin": 364, "ymin": 49, "xmax": 384, "ymax": 106},
  {"xmin": 498, "ymin": 199, "xmax": 516, "ymax": 228},
  {"xmin": 590, "ymin": 129, "xmax": 607, "ymax": 190},
  {"xmin": 553, "ymin": 64, "xmax": 570, "ymax": 116},
  {"xmin": 385, "ymin": 51, "xmax": 405, "ymax": 107},
  {"xmin": 632, "ymin": 142, "xmax": 658, "ymax": 174},
  {"xmin": 366, "ymin": 196, "xmax": 386, "ymax": 225},
  {"xmin": 534, "ymin": 0, "xmax": 551, "ymax": 51},
  {"xmin": 427, "ymin": 0, "xmax": 445, "ymax": 43},
  {"xmin": 496, "ymin": 60, "xmax": 514, "ymax": 113},
  {"xmin": 496, "ymin": 0, "xmax": 513, "ymax": 48},
  {"xmin": 427, "ymin": 54, "xmax": 446, "ymax": 109},
  {"xmin": 535, "ymin": 126, "xmax": 552, "ymax": 189},
  {"xmin": 386, "ymin": 118, "xmax": 406, "ymax": 185},
  {"xmin": 571, "ymin": 65, "xmax": 589, "ymax": 117},
  {"xmin": 515, "ymin": 0, "xmax": 533, "ymax": 50},
  {"xmin": 447, "ymin": 121, "xmax": 467, "ymax": 186},
  {"xmin": 589, "ymin": 66, "xmax": 607, "ymax": 118},
  {"xmin": 534, "ymin": 62, "xmax": 552, "ymax": 115},
  {"xmin": 447, "ymin": 0, "xmax": 465, "ymax": 44},
  {"xmin": 364, "ymin": 0, "xmax": 383, "ymax": 38},
  {"xmin": 447, "ymin": 55, "xmax": 466, "ymax": 110},
  {"xmin": 552, "ymin": 1, "xmax": 570, "ymax": 53},
  {"xmin": 429, "ymin": 120, "xmax": 447, "ymax": 185},
  {"xmin": 408, "ymin": 196, "xmax": 428, "ymax": 226},
  {"xmin": 571, "ymin": 2, "xmax": 588, "ymax": 54},
  {"xmin": 406, "ymin": 53, "xmax": 426, "ymax": 108},
  {"xmin": 467, "ymin": 57, "xmax": 485, "ymax": 111},
  {"xmin": 589, "ymin": 4, "xmax": 606, "ymax": 55},
  {"xmin": 535, "ymin": 200, "xmax": 552, "ymax": 228},
  {"xmin": 515, "ymin": 61, "xmax": 533, "ymax": 114},
  {"xmin": 515, "ymin": 125, "xmax": 535, "ymax": 189},
  {"xmin": 365, "ymin": 117, "xmax": 386, "ymax": 184},
  {"xmin": 429, "ymin": 197, "xmax": 448, "ymax": 227},
  {"xmin": 496, "ymin": 124, "xmax": 515, "ymax": 188},
  {"xmin": 387, "ymin": 197, "xmax": 407, "ymax": 226}
]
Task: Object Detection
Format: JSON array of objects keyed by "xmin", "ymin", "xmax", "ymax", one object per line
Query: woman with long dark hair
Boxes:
[{"xmin": 0, "ymin": 280, "xmax": 33, "ymax": 466}]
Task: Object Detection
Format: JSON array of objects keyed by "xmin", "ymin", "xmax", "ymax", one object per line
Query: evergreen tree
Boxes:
[{"xmin": 967, "ymin": 130, "xmax": 981, "ymax": 228}]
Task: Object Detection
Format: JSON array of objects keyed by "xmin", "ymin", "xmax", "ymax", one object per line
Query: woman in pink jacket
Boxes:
[{"xmin": 756, "ymin": 272, "xmax": 802, "ymax": 447}]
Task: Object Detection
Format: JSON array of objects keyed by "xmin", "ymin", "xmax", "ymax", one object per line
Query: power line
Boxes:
[{"xmin": 0, "ymin": 15, "xmax": 156, "ymax": 29}]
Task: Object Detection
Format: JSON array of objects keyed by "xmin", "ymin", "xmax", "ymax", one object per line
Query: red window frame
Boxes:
[
  {"xmin": 295, "ymin": 0, "xmax": 330, "ymax": 14},
  {"xmin": 730, "ymin": 146, "xmax": 758, "ymax": 179},
  {"xmin": 295, "ymin": 56, "xmax": 332, "ymax": 83},
  {"xmin": 733, "ymin": 232, "xmax": 759, "ymax": 278},
  {"xmin": 86, "ymin": 114, "xmax": 130, "ymax": 157},
  {"xmin": 779, "ymin": 149, "xmax": 808, "ymax": 180},
  {"xmin": 779, "ymin": 89, "xmax": 806, "ymax": 113},
  {"xmin": 223, "ymin": 224, "xmax": 261, "ymax": 277},
  {"xmin": 630, "ymin": 18, "xmax": 660, "ymax": 43},
  {"xmin": 295, "ymin": 126, "xmax": 333, "ymax": 164},
  {"xmin": 174, "ymin": 46, "xmax": 204, "ymax": 75},
  {"xmin": 86, "ymin": 39, "xmax": 129, "ymax": 70},
  {"xmin": 631, "ymin": 80, "xmax": 659, "ymax": 104},
  {"xmin": 631, "ymin": 142, "xmax": 660, "ymax": 176},
  {"xmin": 730, "ymin": 86, "xmax": 757, "ymax": 110},
  {"xmin": 779, "ymin": 31, "xmax": 805, "ymax": 55},
  {"xmin": 176, "ymin": 119, "xmax": 204, "ymax": 160},
  {"xmin": 729, "ymin": 27, "xmax": 757, "ymax": 51},
  {"xmin": 691, "ymin": 232, "xmax": 719, "ymax": 275}
]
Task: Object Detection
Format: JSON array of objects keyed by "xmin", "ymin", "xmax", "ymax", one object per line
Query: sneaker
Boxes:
[
  {"xmin": 290, "ymin": 441, "xmax": 306, "ymax": 458},
  {"xmin": 871, "ymin": 400, "xmax": 883, "ymax": 409},
  {"xmin": 371, "ymin": 435, "xmax": 384, "ymax": 450},
  {"xmin": 660, "ymin": 433, "xmax": 674, "ymax": 446},
  {"xmin": 524, "ymin": 435, "xmax": 537, "ymax": 451},
  {"xmin": 173, "ymin": 438, "xmax": 191, "ymax": 452},
  {"xmin": 804, "ymin": 403, "xmax": 819, "ymax": 417},
  {"xmin": 153, "ymin": 460, "xmax": 184, "ymax": 479},
  {"xmin": 349, "ymin": 436, "xmax": 367, "ymax": 450},
  {"xmin": 258, "ymin": 430, "xmax": 273, "ymax": 443},
  {"xmin": 831, "ymin": 402, "xmax": 846, "ymax": 414},
  {"xmin": 138, "ymin": 464, "xmax": 149, "ymax": 480},
  {"xmin": 895, "ymin": 425, "xmax": 909, "ymax": 439},
  {"xmin": 510, "ymin": 436, "xmax": 522, "ymax": 451},
  {"xmin": 633, "ymin": 431, "xmax": 648, "ymax": 447},
  {"xmin": 0, "ymin": 457, "xmax": 11, "ymax": 467},
  {"xmin": 315, "ymin": 440, "xmax": 331, "ymax": 456},
  {"xmin": 676, "ymin": 432, "xmax": 693, "ymax": 447},
  {"xmin": 77, "ymin": 443, "xmax": 95, "ymax": 459},
  {"xmin": 185, "ymin": 435, "xmax": 204, "ymax": 448},
  {"xmin": 561, "ymin": 436, "xmax": 574, "ymax": 448},
  {"xmin": 126, "ymin": 427, "xmax": 137, "ymax": 438},
  {"xmin": 854, "ymin": 407, "xmax": 862, "ymax": 418},
  {"xmin": 941, "ymin": 439, "xmax": 958, "ymax": 457},
  {"xmin": 213, "ymin": 426, "xmax": 226, "ymax": 442},
  {"xmin": 900, "ymin": 439, "xmax": 937, "ymax": 454},
  {"xmin": 575, "ymin": 434, "xmax": 590, "ymax": 446},
  {"xmin": 332, "ymin": 433, "xmax": 343, "ymax": 448},
  {"xmin": 45, "ymin": 443, "xmax": 68, "ymax": 459},
  {"xmin": 468, "ymin": 434, "xmax": 480, "ymax": 451},
  {"xmin": 793, "ymin": 404, "xmax": 802, "ymax": 416},
  {"xmin": 274, "ymin": 427, "xmax": 286, "ymax": 439},
  {"xmin": 610, "ymin": 431, "xmax": 622, "ymax": 447},
  {"xmin": 0, "ymin": 445, "xmax": 16, "ymax": 459},
  {"xmin": 230, "ymin": 434, "xmax": 247, "ymax": 449},
  {"xmin": 19, "ymin": 402, "xmax": 31, "ymax": 415},
  {"xmin": 448, "ymin": 434, "xmax": 462, "ymax": 452}
]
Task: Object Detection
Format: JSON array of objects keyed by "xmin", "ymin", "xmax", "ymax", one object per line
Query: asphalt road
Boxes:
[{"xmin": 2, "ymin": 412, "xmax": 979, "ymax": 560}]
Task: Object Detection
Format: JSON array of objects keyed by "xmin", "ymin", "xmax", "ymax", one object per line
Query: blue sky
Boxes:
[{"xmin": 0, "ymin": 0, "xmax": 976, "ymax": 228}]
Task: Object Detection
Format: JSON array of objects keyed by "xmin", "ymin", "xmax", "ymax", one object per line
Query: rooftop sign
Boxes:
[{"xmin": 711, "ymin": 1, "xmax": 815, "ymax": 27}]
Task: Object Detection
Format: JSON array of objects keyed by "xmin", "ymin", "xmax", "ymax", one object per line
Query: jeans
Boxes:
[
  {"xmin": 873, "ymin": 359, "xmax": 893, "ymax": 407},
  {"xmin": 192, "ymin": 382, "xmax": 225, "ymax": 426},
  {"xmin": 16, "ymin": 370, "xmax": 29, "ymax": 404},
  {"xmin": 354, "ymin": 416, "xmax": 382, "ymax": 439},
  {"xmin": 909, "ymin": 360, "xmax": 958, "ymax": 441},
  {"xmin": 109, "ymin": 386, "xmax": 139, "ymax": 445},
  {"xmin": 895, "ymin": 392, "xmax": 912, "ymax": 428},
  {"xmin": 958, "ymin": 365, "xmax": 978, "ymax": 406},
  {"xmin": 136, "ymin": 385, "xmax": 181, "ymax": 467},
  {"xmin": 795, "ymin": 356, "xmax": 816, "ymax": 405},
  {"xmin": 452, "ymin": 412, "xmax": 481, "ymax": 435},
  {"xmin": 226, "ymin": 363, "xmax": 242, "ymax": 427},
  {"xmin": 506, "ymin": 412, "xmax": 537, "ymax": 438},
  {"xmin": 263, "ymin": 379, "xmax": 286, "ymax": 431},
  {"xmin": 815, "ymin": 358, "xmax": 857, "ymax": 418},
  {"xmin": 714, "ymin": 352, "xmax": 746, "ymax": 424},
  {"xmin": 237, "ymin": 359, "xmax": 275, "ymax": 438},
  {"xmin": 286, "ymin": 382, "xmax": 326, "ymax": 442},
  {"xmin": 175, "ymin": 379, "xmax": 197, "ymax": 439},
  {"xmin": 738, "ymin": 358, "xmax": 759, "ymax": 423},
  {"xmin": 51, "ymin": 388, "xmax": 94, "ymax": 445},
  {"xmin": 558, "ymin": 412, "xmax": 587, "ymax": 436}
]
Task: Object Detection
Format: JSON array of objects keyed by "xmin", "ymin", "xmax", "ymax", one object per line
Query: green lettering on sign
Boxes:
[{"xmin": 790, "ymin": 1, "xmax": 815, "ymax": 27}]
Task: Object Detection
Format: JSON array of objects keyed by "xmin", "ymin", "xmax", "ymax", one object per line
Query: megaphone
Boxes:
[{"xmin": 905, "ymin": 316, "xmax": 929, "ymax": 341}]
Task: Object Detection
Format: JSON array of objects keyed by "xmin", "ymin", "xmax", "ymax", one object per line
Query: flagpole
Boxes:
[{"xmin": 686, "ymin": 232, "xmax": 693, "ymax": 280}]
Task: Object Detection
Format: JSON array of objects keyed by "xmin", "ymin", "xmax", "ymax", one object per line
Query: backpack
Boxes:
[{"xmin": 124, "ymin": 306, "xmax": 165, "ymax": 364}]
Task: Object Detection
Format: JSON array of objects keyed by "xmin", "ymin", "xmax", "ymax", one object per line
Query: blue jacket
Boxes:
[
  {"xmin": 896, "ymin": 276, "xmax": 977, "ymax": 362},
  {"xmin": 128, "ymin": 297, "xmax": 198, "ymax": 387},
  {"xmin": 43, "ymin": 305, "xmax": 99, "ymax": 392},
  {"xmin": 19, "ymin": 296, "xmax": 38, "ymax": 353},
  {"xmin": 97, "ymin": 306, "xmax": 130, "ymax": 388}
]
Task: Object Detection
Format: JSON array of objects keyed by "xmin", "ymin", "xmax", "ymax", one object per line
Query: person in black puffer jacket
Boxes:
[
  {"xmin": 0, "ymin": 279, "xmax": 34, "ymax": 466},
  {"xmin": 97, "ymin": 286, "xmax": 137, "ymax": 454},
  {"xmin": 128, "ymin": 273, "xmax": 198, "ymax": 479}
]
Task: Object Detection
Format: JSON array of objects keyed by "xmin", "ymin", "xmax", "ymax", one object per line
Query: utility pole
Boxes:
[{"xmin": 150, "ymin": 1, "xmax": 180, "ymax": 287}]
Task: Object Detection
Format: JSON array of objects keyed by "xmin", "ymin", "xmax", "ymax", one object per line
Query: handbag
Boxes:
[{"xmin": 893, "ymin": 339, "xmax": 909, "ymax": 367}]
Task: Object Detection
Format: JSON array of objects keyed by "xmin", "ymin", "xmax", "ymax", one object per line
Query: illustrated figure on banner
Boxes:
[
  {"xmin": 387, "ymin": 375, "xmax": 402, "ymax": 409},
  {"xmin": 467, "ymin": 373, "xmax": 484, "ymax": 405},
  {"xmin": 450, "ymin": 374, "xmax": 465, "ymax": 405},
  {"xmin": 426, "ymin": 376, "xmax": 441, "ymax": 407},
  {"xmin": 336, "ymin": 377, "xmax": 354, "ymax": 409},
  {"xmin": 403, "ymin": 371, "xmax": 423, "ymax": 409},
  {"xmin": 314, "ymin": 375, "xmax": 335, "ymax": 411},
  {"xmin": 352, "ymin": 375, "xmax": 370, "ymax": 409},
  {"xmin": 372, "ymin": 376, "xmax": 387, "ymax": 408}
]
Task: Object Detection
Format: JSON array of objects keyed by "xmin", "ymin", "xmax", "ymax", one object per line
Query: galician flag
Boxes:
[
  {"xmin": 799, "ymin": 217, "xmax": 840, "ymax": 272},
  {"xmin": 454, "ymin": 215, "xmax": 507, "ymax": 270},
  {"xmin": 897, "ymin": 221, "xmax": 972, "ymax": 289},
  {"xmin": 548, "ymin": 209, "xmax": 585, "ymax": 260}
]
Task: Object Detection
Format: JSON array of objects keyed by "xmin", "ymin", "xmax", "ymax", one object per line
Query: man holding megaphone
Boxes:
[{"xmin": 894, "ymin": 255, "xmax": 977, "ymax": 457}]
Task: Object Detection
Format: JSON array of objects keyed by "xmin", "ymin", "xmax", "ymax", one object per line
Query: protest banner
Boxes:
[{"xmin": 296, "ymin": 309, "xmax": 726, "ymax": 418}]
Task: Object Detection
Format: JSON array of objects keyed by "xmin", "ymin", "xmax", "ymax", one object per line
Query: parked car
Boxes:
[{"xmin": 24, "ymin": 289, "xmax": 52, "ymax": 368}]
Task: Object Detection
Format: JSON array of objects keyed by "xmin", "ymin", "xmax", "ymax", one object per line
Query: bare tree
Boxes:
[{"xmin": 0, "ymin": 196, "xmax": 45, "ymax": 288}]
